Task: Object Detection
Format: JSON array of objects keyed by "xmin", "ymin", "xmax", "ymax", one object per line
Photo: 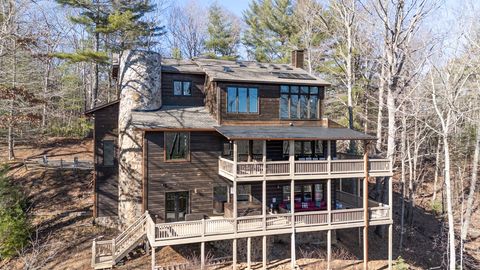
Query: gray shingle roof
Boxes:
[
  {"xmin": 160, "ymin": 57, "xmax": 331, "ymax": 86},
  {"xmin": 195, "ymin": 58, "xmax": 330, "ymax": 85},
  {"xmin": 131, "ymin": 106, "xmax": 217, "ymax": 130},
  {"xmin": 215, "ymin": 126, "xmax": 376, "ymax": 140}
]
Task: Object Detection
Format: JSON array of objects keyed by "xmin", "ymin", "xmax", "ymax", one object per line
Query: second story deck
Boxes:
[
  {"xmin": 219, "ymin": 156, "xmax": 392, "ymax": 181},
  {"xmin": 214, "ymin": 125, "xmax": 393, "ymax": 182}
]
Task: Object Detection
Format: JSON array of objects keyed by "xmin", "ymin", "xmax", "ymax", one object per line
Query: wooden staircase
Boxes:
[{"xmin": 92, "ymin": 211, "xmax": 155, "ymax": 269}]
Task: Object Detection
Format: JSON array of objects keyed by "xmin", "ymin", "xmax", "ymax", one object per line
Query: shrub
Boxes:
[
  {"xmin": 46, "ymin": 117, "xmax": 92, "ymax": 138},
  {"xmin": 394, "ymin": 256, "xmax": 409, "ymax": 270},
  {"xmin": 430, "ymin": 200, "xmax": 443, "ymax": 215},
  {"xmin": 0, "ymin": 165, "xmax": 30, "ymax": 259}
]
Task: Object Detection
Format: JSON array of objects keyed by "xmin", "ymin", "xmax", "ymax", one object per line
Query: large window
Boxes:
[
  {"xmin": 102, "ymin": 140, "xmax": 115, "ymax": 166},
  {"xmin": 227, "ymin": 87, "xmax": 258, "ymax": 113},
  {"xmin": 283, "ymin": 140, "xmax": 324, "ymax": 159},
  {"xmin": 174, "ymin": 81, "xmax": 192, "ymax": 96},
  {"xmin": 280, "ymin": 85, "xmax": 320, "ymax": 119},
  {"xmin": 165, "ymin": 132, "xmax": 190, "ymax": 161}
]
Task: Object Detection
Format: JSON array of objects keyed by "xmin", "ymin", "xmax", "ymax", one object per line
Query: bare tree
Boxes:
[
  {"xmin": 167, "ymin": 0, "xmax": 207, "ymax": 59},
  {"xmin": 429, "ymin": 58, "xmax": 472, "ymax": 270}
]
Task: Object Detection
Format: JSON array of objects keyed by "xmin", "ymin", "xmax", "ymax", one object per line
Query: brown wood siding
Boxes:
[
  {"xmin": 146, "ymin": 131, "xmax": 229, "ymax": 222},
  {"xmin": 204, "ymin": 80, "xmax": 218, "ymax": 120},
  {"xmin": 217, "ymin": 82, "xmax": 325, "ymax": 126},
  {"xmin": 162, "ymin": 72, "xmax": 206, "ymax": 106},
  {"xmin": 94, "ymin": 103, "xmax": 119, "ymax": 217}
]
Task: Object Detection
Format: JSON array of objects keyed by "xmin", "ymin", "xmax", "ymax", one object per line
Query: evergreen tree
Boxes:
[
  {"xmin": 205, "ymin": 3, "xmax": 239, "ymax": 60},
  {"xmin": 55, "ymin": 0, "xmax": 164, "ymax": 108},
  {"xmin": 243, "ymin": 0, "xmax": 298, "ymax": 63}
]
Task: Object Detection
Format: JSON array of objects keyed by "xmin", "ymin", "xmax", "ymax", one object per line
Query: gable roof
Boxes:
[
  {"xmin": 84, "ymin": 100, "xmax": 119, "ymax": 116},
  {"xmin": 161, "ymin": 58, "xmax": 331, "ymax": 86}
]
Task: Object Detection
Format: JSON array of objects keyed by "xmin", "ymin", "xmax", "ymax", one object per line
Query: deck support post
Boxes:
[
  {"xmin": 327, "ymin": 140, "xmax": 331, "ymax": 175},
  {"xmin": 247, "ymin": 237, "xmax": 252, "ymax": 270},
  {"xmin": 363, "ymin": 141, "xmax": 370, "ymax": 270},
  {"xmin": 232, "ymin": 239, "xmax": 237, "ymax": 270},
  {"xmin": 388, "ymin": 176, "xmax": 393, "ymax": 270},
  {"xmin": 327, "ymin": 178, "xmax": 332, "ymax": 270},
  {"xmin": 151, "ymin": 246, "xmax": 155, "ymax": 270},
  {"xmin": 327, "ymin": 229, "xmax": 332, "ymax": 270},
  {"xmin": 263, "ymin": 235, "xmax": 267, "ymax": 269},
  {"xmin": 289, "ymin": 140, "xmax": 296, "ymax": 269},
  {"xmin": 201, "ymin": 242, "xmax": 205, "ymax": 270},
  {"xmin": 262, "ymin": 140, "xmax": 267, "ymax": 230}
]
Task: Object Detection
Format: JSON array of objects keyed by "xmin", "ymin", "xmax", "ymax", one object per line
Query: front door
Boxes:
[{"xmin": 166, "ymin": 191, "xmax": 189, "ymax": 222}]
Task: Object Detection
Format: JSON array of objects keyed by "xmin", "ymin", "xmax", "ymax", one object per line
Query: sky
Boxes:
[{"xmin": 175, "ymin": 0, "xmax": 250, "ymax": 17}]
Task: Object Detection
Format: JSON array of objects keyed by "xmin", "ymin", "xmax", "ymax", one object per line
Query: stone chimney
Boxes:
[
  {"xmin": 291, "ymin": 49, "xmax": 305, "ymax": 69},
  {"xmin": 117, "ymin": 50, "xmax": 162, "ymax": 228}
]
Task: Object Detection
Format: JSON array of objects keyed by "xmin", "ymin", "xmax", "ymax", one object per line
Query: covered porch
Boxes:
[{"xmin": 215, "ymin": 125, "xmax": 392, "ymax": 181}]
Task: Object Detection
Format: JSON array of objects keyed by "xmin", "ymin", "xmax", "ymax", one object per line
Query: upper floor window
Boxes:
[
  {"xmin": 227, "ymin": 87, "xmax": 258, "ymax": 113},
  {"xmin": 280, "ymin": 85, "xmax": 319, "ymax": 119},
  {"xmin": 165, "ymin": 132, "xmax": 190, "ymax": 161},
  {"xmin": 174, "ymin": 81, "xmax": 192, "ymax": 96}
]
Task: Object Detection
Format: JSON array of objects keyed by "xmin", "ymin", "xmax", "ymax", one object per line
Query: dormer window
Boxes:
[{"xmin": 174, "ymin": 81, "xmax": 192, "ymax": 96}]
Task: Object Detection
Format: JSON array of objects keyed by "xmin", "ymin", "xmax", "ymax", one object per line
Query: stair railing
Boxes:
[{"xmin": 92, "ymin": 211, "xmax": 153, "ymax": 267}]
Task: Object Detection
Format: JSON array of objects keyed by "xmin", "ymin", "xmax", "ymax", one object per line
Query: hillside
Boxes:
[{"xmin": 0, "ymin": 139, "xmax": 478, "ymax": 269}]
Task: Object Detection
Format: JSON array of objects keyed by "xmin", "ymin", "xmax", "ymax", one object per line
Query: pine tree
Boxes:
[
  {"xmin": 99, "ymin": 0, "xmax": 165, "ymax": 52},
  {"xmin": 205, "ymin": 3, "xmax": 239, "ymax": 60},
  {"xmin": 243, "ymin": 0, "xmax": 298, "ymax": 63},
  {"xmin": 55, "ymin": 0, "xmax": 164, "ymax": 108},
  {"xmin": 55, "ymin": 0, "xmax": 110, "ymax": 108}
]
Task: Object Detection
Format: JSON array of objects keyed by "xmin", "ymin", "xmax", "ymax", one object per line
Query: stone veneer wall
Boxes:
[{"xmin": 118, "ymin": 50, "xmax": 162, "ymax": 228}]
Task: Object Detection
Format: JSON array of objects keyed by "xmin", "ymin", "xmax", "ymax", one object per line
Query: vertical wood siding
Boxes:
[
  {"xmin": 146, "ymin": 131, "xmax": 229, "ymax": 222},
  {"xmin": 216, "ymin": 82, "xmax": 325, "ymax": 126},
  {"xmin": 161, "ymin": 72, "xmax": 206, "ymax": 106},
  {"xmin": 94, "ymin": 103, "xmax": 119, "ymax": 217}
]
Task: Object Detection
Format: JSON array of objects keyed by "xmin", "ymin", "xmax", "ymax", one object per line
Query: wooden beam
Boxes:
[
  {"xmin": 363, "ymin": 141, "xmax": 370, "ymax": 270},
  {"xmin": 151, "ymin": 246, "xmax": 155, "ymax": 270},
  {"xmin": 327, "ymin": 229, "xmax": 332, "ymax": 270},
  {"xmin": 232, "ymin": 239, "xmax": 237, "ymax": 270},
  {"xmin": 201, "ymin": 242, "xmax": 205, "ymax": 270},
  {"xmin": 247, "ymin": 237, "xmax": 252, "ymax": 270},
  {"xmin": 233, "ymin": 141, "xmax": 238, "ymax": 234},
  {"xmin": 388, "ymin": 176, "xmax": 393, "ymax": 270},
  {"xmin": 263, "ymin": 235, "xmax": 267, "ymax": 269}
]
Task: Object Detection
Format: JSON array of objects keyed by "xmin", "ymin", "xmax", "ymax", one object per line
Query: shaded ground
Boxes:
[{"xmin": 0, "ymin": 138, "xmax": 478, "ymax": 269}]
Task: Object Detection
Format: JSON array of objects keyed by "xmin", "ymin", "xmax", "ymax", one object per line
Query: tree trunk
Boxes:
[
  {"xmin": 443, "ymin": 134, "xmax": 456, "ymax": 270},
  {"xmin": 461, "ymin": 124, "xmax": 479, "ymax": 240},
  {"xmin": 8, "ymin": 35, "xmax": 17, "ymax": 160},
  {"xmin": 432, "ymin": 137, "xmax": 441, "ymax": 204},
  {"xmin": 376, "ymin": 52, "xmax": 386, "ymax": 152},
  {"xmin": 399, "ymin": 112, "xmax": 407, "ymax": 251},
  {"xmin": 42, "ymin": 60, "xmax": 51, "ymax": 129},
  {"xmin": 386, "ymin": 88, "xmax": 396, "ymax": 162}
]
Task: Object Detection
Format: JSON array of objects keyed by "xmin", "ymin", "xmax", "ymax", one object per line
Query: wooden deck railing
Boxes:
[
  {"xmin": 219, "ymin": 157, "xmax": 391, "ymax": 179},
  {"xmin": 93, "ymin": 205, "xmax": 391, "ymax": 268},
  {"xmin": 92, "ymin": 211, "xmax": 152, "ymax": 268},
  {"xmin": 153, "ymin": 206, "xmax": 390, "ymax": 242}
]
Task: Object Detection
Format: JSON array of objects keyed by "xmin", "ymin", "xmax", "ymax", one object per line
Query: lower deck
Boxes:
[{"xmin": 153, "ymin": 206, "xmax": 391, "ymax": 247}]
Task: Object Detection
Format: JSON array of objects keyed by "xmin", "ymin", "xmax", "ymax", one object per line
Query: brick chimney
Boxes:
[{"xmin": 291, "ymin": 49, "xmax": 305, "ymax": 69}]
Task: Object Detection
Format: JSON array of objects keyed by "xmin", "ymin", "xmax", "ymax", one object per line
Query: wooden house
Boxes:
[{"xmin": 86, "ymin": 50, "xmax": 393, "ymax": 270}]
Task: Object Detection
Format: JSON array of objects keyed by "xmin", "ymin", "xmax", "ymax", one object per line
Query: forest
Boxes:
[{"xmin": 0, "ymin": 0, "xmax": 479, "ymax": 269}]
